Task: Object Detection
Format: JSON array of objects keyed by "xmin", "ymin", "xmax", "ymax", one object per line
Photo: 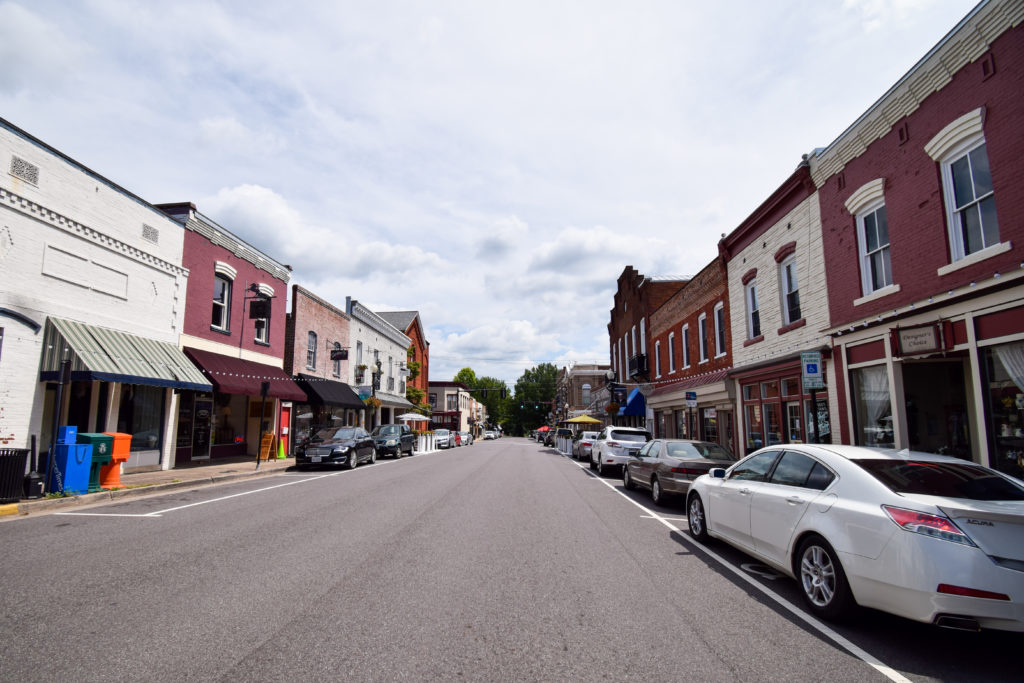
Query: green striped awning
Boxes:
[{"xmin": 39, "ymin": 317, "xmax": 211, "ymax": 391}]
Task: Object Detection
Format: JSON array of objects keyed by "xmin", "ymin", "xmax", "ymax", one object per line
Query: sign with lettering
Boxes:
[
  {"xmin": 894, "ymin": 323, "xmax": 942, "ymax": 357},
  {"xmin": 685, "ymin": 391, "xmax": 697, "ymax": 408},
  {"xmin": 801, "ymin": 351, "xmax": 825, "ymax": 390}
]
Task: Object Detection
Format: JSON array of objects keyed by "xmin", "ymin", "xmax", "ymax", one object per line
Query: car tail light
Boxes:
[
  {"xmin": 670, "ymin": 467, "xmax": 703, "ymax": 478},
  {"xmin": 582, "ymin": 441, "xmax": 592, "ymax": 447},
  {"xmin": 937, "ymin": 584, "xmax": 1010, "ymax": 601},
  {"xmin": 607, "ymin": 440, "xmax": 621, "ymax": 448},
  {"xmin": 882, "ymin": 505, "xmax": 977, "ymax": 547}
]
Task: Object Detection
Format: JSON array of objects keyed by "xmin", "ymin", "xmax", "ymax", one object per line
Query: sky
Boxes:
[{"xmin": 0, "ymin": 0, "xmax": 981, "ymax": 386}]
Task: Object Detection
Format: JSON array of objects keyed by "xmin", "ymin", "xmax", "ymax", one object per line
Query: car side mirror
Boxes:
[{"xmin": 710, "ymin": 468, "xmax": 727, "ymax": 479}]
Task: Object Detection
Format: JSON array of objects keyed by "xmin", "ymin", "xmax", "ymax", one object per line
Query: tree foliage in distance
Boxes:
[
  {"xmin": 506, "ymin": 363, "xmax": 558, "ymax": 435},
  {"xmin": 452, "ymin": 367, "xmax": 509, "ymax": 430}
]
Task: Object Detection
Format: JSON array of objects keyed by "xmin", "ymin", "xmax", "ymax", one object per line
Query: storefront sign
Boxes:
[
  {"xmin": 685, "ymin": 391, "xmax": 697, "ymax": 408},
  {"xmin": 358, "ymin": 385, "xmax": 371, "ymax": 400},
  {"xmin": 801, "ymin": 351, "xmax": 824, "ymax": 390},
  {"xmin": 893, "ymin": 323, "xmax": 943, "ymax": 357}
]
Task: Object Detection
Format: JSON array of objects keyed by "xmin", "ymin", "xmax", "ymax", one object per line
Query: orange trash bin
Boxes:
[{"xmin": 100, "ymin": 432, "xmax": 133, "ymax": 488}]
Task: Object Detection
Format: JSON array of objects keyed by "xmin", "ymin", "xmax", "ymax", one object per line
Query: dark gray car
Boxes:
[
  {"xmin": 624, "ymin": 439, "xmax": 737, "ymax": 505},
  {"xmin": 370, "ymin": 424, "xmax": 415, "ymax": 458}
]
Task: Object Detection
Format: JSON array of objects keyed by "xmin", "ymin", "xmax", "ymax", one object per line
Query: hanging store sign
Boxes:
[{"xmin": 892, "ymin": 322, "xmax": 945, "ymax": 357}]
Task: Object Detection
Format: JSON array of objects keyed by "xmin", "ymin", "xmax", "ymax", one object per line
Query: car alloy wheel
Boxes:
[
  {"xmin": 797, "ymin": 535, "xmax": 854, "ymax": 620},
  {"xmin": 348, "ymin": 452, "xmax": 359, "ymax": 469},
  {"xmin": 589, "ymin": 455, "xmax": 597, "ymax": 471},
  {"xmin": 687, "ymin": 495, "xmax": 709, "ymax": 542},
  {"xmin": 370, "ymin": 448, "xmax": 377, "ymax": 464},
  {"xmin": 596, "ymin": 460, "xmax": 605, "ymax": 476},
  {"xmin": 651, "ymin": 478, "xmax": 663, "ymax": 505},
  {"xmin": 623, "ymin": 468, "xmax": 636, "ymax": 491}
]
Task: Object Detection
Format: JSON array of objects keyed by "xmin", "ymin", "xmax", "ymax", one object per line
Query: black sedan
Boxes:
[{"xmin": 296, "ymin": 426, "xmax": 377, "ymax": 470}]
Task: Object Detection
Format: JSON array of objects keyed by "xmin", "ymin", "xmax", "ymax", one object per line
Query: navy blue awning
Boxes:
[{"xmin": 619, "ymin": 387, "xmax": 646, "ymax": 417}]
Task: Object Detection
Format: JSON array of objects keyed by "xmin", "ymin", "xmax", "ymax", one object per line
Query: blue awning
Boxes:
[{"xmin": 619, "ymin": 387, "xmax": 646, "ymax": 417}]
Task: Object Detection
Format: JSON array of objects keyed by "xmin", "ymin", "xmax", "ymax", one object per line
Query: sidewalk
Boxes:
[{"xmin": 1, "ymin": 456, "xmax": 296, "ymax": 518}]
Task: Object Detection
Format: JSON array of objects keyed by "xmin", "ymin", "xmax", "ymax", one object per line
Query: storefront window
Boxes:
[
  {"xmin": 782, "ymin": 378, "xmax": 800, "ymax": 397},
  {"xmin": 804, "ymin": 398, "xmax": 831, "ymax": 444},
  {"xmin": 761, "ymin": 381, "xmax": 779, "ymax": 400},
  {"xmin": 850, "ymin": 365, "xmax": 893, "ymax": 447},
  {"xmin": 675, "ymin": 410, "xmax": 687, "ymax": 438},
  {"xmin": 212, "ymin": 392, "xmax": 249, "ymax": 446},
  {"xmin": 117, "ymin": 384, "xmax": 165, "ymax": 451},
  {"xmin": 982, "ymin": 342, "xmax": 1024, "ymax": 478},
  {"xmin": 743, "ymin": 385, "xmax": 757, "ymax": 401},
  {"xmin": 745, "ymin": 404, "xmax": 763, "ymax": 451},
  {"xmin": 703, "ymin": 408, "xmax": 718, "ymax": 443},
  {"xmin": 785, "ymin": 403, "xmax": 802, "ymax": 442}
]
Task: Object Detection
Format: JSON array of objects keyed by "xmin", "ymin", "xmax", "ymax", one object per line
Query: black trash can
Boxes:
[{"xmin": 0, "ymin": 449, "xmax": 29, "ymax": 503}]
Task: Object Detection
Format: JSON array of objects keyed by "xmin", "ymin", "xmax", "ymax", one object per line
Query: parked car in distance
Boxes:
[
  {"xmin": 484, "ymin": 430, "xmax": 496, "ymax": 440},
  {"xmin": 296, "ymin": 426, "xmax": 376, "ymax": 470},
  {"xmin": 370, "ymin": 423, "xmax": 415, "ymax": 458},
  {"xmin": 434, "ymin": 428, "xmax": 452, "ymax": 449},
  {"xmin": 461, "ymin": 431, "xmax": 474, "ymax": 445},
  {"xmin": 624, "ymin": 439, "xmax": 737, "ymax": 505},
  {"xmin": 590, "ymin": 426, "xmax": 652, "ymax": 476},
  {"xmin": 572, "ymin": 431, "xmax": 600, "ymax": 461},
  {"xmin": 453, "ymin": 432, "xmax": 463, "ymax": 447},
  {"xmin": 544, "ymin": 430, "xmax": 556, "ymax": 447},
  {"xmin": 686, "ymin": 444, "xmax": 1024, "ymax": 631}
]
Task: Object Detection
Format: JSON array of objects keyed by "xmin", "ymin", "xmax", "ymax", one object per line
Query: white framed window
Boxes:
[
  {"xmin": 332, "ymin": 342, "xmax": 342, "ymax": 377},
  {"xmin": 211, "ymin": 274, "xmax": 232, "ymax": 331},
  {"xmin": 668, "ymin": 332, "xmax": 676, "ymax": 373},
  {"xmin": 655, "ymin": 340, "xmax": 662, "ymax": 377},
  {"xmin": 746, "ymin": 281, "xmax": 761, "ymax": 339},
  {"xmin": 631, "ymin": 326, "xmax": 637, "ymax": 359},
  {"xmin": 682, "ymin": 325, "xmax": 690, "ymax": 368},
  {"xmin": 698, "ymin": 313, "xmax": 708, "ymax": 363},
  {"xmin": 925, "ymin": 109, "xmax": 1000, "ymax": 263},
  {"xmin": 306, "ymin": 331, "xmax": 318, "ymax": 369},
  {"xmin": 779, "ymin": 257, "xmax": 801, "ymax": 325},
  {"xmin": 639, "ymin": 318, "xmax": 646, "ymax": 354},
  {"xmin": 714, "ymin": 302, "xmax": 726, "ymax": 357},
  {"xmin": 857, "ymin": 199, "xmax": 892, "ymax": 294}
]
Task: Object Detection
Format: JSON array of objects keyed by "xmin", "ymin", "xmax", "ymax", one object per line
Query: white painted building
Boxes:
[
  {"xmin": 0, "ymin": 118, "xmax": 209, "ymax": 475},
  {"xmin": 345, "ymin": 297, "xmax": 413, "ymax": 426}
]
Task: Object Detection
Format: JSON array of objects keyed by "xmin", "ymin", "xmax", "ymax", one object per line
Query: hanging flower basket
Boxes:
[
  {"xmin": 364, "ymin": 396, "xmax": 382, "ymax": 409},
  {"xmin": 605, "ymin": 402, "xmax": 620, "ymax": 414}
]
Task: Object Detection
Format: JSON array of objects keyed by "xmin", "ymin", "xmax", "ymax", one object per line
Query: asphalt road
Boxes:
[{"xmin": 0, "ymin": 437, "xmax": 1017, "ymax": 681}]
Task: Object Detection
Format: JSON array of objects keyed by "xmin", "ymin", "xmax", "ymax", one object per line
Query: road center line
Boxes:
[{"xmin": 580, "ymin": 462, "xmax": 911, "ymax": 683}]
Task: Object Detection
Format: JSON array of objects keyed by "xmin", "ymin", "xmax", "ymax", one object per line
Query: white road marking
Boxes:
[{"xmin": 581, "ymin": 462, "xmax": 912, "ymax": 683}]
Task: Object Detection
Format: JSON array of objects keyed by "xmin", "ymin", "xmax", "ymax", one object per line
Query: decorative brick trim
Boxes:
[
  {"xmin": 741, "ymin": 268, "xmax": 757, "ymax": 286},
  {"xmin": 777, "ymin": 318, "xmax": 806, "ymax": 335},
  {"xmin": 743, "ymin": 335, "xmax": 764, "ymax": 348},
  {"xmin": 774, "ymin": 241, "xmax": 797, "ymax": 264}
]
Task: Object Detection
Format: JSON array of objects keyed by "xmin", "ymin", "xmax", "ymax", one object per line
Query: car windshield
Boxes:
[
  {"xmin": 315, "ymin": 427, "xmax": 357, "ymax": 441},
  {"xmin": 610, "ymin": 431, "xmax": 650, "ymax": 442},
  {"xmin": 435, "ymin": 429, "xmax": 449, "ymax": 435},
  {"xmin": 372, "ymin": 426, "xmax": 399, "ymax": 436},
  {"xmin": 853, "ymin": 459, "xmax": 1024, "ymax": 501},
  {"xmin": 665, "ymin": 442, "xmax": 737, "ymax": 461}
]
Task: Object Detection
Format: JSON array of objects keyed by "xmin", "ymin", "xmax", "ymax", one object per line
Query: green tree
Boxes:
[
  {"xmin": 507, "ymin": 363, "xmax": 558, "ymax": 435},
  {"xmin": 453, "ymin": 367, "xmax": 477, "ymax": 386}
]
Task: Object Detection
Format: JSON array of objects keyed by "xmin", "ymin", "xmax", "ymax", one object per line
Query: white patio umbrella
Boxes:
[{"xmin": 397, "ymin": 413, "xmax": 430, "ymax": 421}]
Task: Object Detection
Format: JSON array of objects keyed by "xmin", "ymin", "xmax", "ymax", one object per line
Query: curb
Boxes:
[{"xmin": 5, "ymin": 465, "xmax": 292, "ymax": 517}]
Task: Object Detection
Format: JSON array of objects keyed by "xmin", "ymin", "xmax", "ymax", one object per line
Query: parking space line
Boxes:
[{"xmin": 583, "ymin": 467, "xmax": 911, "ymax": 683}]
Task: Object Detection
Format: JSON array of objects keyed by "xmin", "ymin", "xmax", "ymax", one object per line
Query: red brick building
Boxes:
[
  {"xmin": 648, "ymin": 257, "xmax": 735, "ymax": 450},
  {"xmin": 284, "ymin": 285, "xmax": 364, "ymax": 451},
  {"xmin": 607, "ymin": 266, "xmax": 687, "ymax": 428},
  {"xmin": 157, "ymin": 202, "xmax": 304, "ymax": 465},
  {"xmin": 378, "ymin": 311, "xmax": 430, "ymax": 412},
  {"xmin": 812, "ymin": 4, "xmax": 1024, "ymax": 478}
]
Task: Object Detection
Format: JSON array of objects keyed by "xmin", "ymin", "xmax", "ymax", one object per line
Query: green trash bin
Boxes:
[{"xmin": 76, "ymin": 433, "xmax": 113, "ymax": 493}]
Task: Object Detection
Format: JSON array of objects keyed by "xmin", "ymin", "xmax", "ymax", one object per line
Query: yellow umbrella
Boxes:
[{"xmin": 565, "ymin": 415, "xmax": 602, "ymax": 424}]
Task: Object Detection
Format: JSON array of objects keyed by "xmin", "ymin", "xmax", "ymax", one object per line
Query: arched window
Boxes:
[
  {"xmin": 307, "ymin": 331, "xmax": 318, "ymax": 369},
  {"xmin": 582, "ymin": 383, "xmax": 592, "ymax": 406}
]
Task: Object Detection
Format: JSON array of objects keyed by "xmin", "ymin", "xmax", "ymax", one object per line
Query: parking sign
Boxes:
[{"xmin": 801, "ymin": 351, "xmax": 824, "ymax": 390}]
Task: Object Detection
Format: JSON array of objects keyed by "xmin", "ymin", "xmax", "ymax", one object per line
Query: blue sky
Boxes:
[{"xmin": 0, "ymin": 0, "xmax": 980, "ymax": 385}]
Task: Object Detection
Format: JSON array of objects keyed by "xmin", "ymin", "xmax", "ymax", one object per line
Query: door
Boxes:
[
  {"xmin": 279, "ymin": 405, "xmax": 291, "ymax": 456},
  {"xmin": 634, "ymin": 441, "xmax": 660, "ymax": 487},
  {"xmin": 749, "ymin": 451, "xmax": 821, "ymax": 565},
  {"xmin": 708, "ymin": 450, "xmax": 781, "ymax": 550}
]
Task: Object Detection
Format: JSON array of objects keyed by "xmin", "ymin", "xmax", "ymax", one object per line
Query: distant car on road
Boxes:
[
  {"xmin": 589, "ymin": 426, "xmax": 652, "ymax": 476},
  {"xmin": 296, "ymin": 426, "xmax": 376, "ymax": 470},
  {"xmin": 461, "ymin": 431, "xmax": 474, "ymax": 445},
  {"xmin": 686, "ymin": 444, "xmax": 1024, "ymax": 631},
  {"xmin": 370, "ymin": 423, "xmax": 415, "ymax": 458},
  {"xmin": 483, "ymin": 430, "xmax": 496, "ymax": 440},
  {"xmin": 572, "ymin": 431, "xmax": 600, "ymax": 461},
  {"xmin": 623, "ymin": 439, "xmax": 737, "ymax": 505},
  {"xmin": 434, "ymin": 428, "xmax": 453, "ymax": 449}
]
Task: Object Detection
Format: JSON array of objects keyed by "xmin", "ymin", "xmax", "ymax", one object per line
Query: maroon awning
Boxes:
[{"xmin": 184, "ymin": 347, "xmax": 306, "ymax": 401}]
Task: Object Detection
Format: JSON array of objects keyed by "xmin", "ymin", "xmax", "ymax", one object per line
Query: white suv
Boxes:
[{"xmin": 590, "ymin": 426, "xmax": 652, "ymax": 476}]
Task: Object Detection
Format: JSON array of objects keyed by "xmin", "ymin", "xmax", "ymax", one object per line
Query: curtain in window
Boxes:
[
  {"xmin": 853, "ymin": 365, "xmax": 892, "ymax": 446},
  {"xmin": 994, "ymin": 342, "xmax": 1024, "ymax": 392}
]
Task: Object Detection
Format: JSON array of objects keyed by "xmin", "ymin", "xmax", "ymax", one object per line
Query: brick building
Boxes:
[
  {"xmin": 720, "ymin": 163, "xmax": 839, "ymax": 456},
  {"xmin": 378, "ymin": 311, "xmax": 430, "ymax": 412},
  {"xmin": 284, "ymin": 285, "xmax": 364, "ymax": 451},
  {"xmin": 811, "ymin": 3, "xmax": 1024, "ymax": 478},
  {"xmin": 647, "ymin": 257, "xmax": 735, "ymax": 450},
  {"xmin": 157, "ymin": 202, "xmax": 305, "ymax": 465},
  {"xmin": 607, "ymin": 266, "xmax": 687, "ymax": 428}
]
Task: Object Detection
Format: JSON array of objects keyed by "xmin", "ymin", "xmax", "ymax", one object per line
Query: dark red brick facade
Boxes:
[
  {"xmin": 607, "ymin": 266, "xmax": 687, "ymax": 380},
  {"xmin": 284, "ymin": 285, "xmax": 350, "ymax": 379}
]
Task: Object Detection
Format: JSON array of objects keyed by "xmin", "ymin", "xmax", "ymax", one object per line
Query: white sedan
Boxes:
[{"xmin": 685, "ymin": 444, "xmax": 1024, "ymax": 632}]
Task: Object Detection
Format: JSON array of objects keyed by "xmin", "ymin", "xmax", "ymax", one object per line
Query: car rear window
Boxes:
[
  {"xmin": 853, "ymin": 460, "xmax": 1024, "ymax": 501},
  {"xmin": 665, "ymin": 442, "xmax": 737, "ymax": 461},
  {"xmin": 610, "ymin": 431, "xmax": 650, "ymax": 442}
]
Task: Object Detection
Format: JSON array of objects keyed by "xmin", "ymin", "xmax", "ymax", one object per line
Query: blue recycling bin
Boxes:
[{"xmin": 49, "ymin": 442, "xmax": 92, "ymax": 495}]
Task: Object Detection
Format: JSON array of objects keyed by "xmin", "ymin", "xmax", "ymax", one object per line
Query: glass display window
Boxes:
[{"xmin": 982, "ymin": 343, "xmax": 1024, "ymax": 478}]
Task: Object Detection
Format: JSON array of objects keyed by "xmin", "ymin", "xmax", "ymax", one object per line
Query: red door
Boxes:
[{"xmin": 279, "ymin": 406, "xmax": 291, "ymax": 456}]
